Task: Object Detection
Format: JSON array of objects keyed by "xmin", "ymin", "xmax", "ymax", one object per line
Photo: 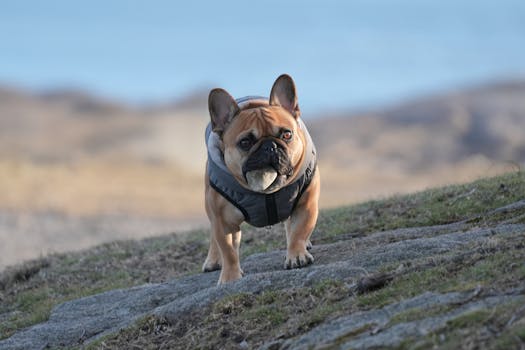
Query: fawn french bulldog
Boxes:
[{"xmin": 203, "ymin": 74, "xmax": 320, "ymax": 284}]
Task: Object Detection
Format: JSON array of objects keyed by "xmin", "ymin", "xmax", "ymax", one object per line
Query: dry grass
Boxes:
[{"xmin": 0, "ymin": 158, "xmax": 204, "ymax": 218}]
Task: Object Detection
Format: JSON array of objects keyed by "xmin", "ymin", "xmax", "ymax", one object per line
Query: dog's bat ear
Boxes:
[
  {"xmin": 269, "ymin": 74, "xmax": 300, "ymax": 119},
  {"xmin": 208, "ymin": 88, "xmax": 240, "ymax": 136}
]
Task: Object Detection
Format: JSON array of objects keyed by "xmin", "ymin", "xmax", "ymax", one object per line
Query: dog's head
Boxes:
[{"xmin": 208, "ymin": 74, "xmax": 306, "ymax": 193}]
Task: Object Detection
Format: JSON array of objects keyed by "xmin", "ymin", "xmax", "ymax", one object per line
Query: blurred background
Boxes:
[{"xmin": 1, "ymin": 0, "xmax": 525, "ymax": 269}]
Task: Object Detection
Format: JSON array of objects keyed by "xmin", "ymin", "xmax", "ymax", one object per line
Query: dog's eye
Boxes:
[
  {"xmin": 281, "ymin": 130, "xmax": 293, "ymax": 142},
  {"xmin": 238, "ymin": 137, "xmax": 253, "ymax": 151}
]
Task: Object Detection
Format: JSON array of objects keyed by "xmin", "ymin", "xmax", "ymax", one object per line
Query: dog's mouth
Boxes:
[
  {"xmin": 242, "ymin": 138, "xmax": 294, "ymax": 193},
  {"xmin": 244, "ymin": 167, "xmax": 291, "ymax": 193},
  {"xmin": 245, "ymin": 167, "xmax": 276, "ymax": 192}
]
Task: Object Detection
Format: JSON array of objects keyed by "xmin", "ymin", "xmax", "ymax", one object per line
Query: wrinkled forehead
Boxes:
[{"xmin": 227, "ymin": 107, "xmax": 296, "ymax": 139}]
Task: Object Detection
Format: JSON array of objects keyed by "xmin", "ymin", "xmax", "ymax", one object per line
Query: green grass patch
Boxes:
[
  {"xmin": 446, "ymin": 309, "xmax": 492, "ymax": 329},
  {"xmin": 387, "ymin": 304, "xmax": 454, "ymax": 327},
  {"xmin": 0, "ymin": 267, "xmax": 140, "ymax": 340},
  {"xmin": 357, "ymin": 246, "xmax": 525, "ymax": 310},
  {"xmin": 0, "ymin": 288, "xmax": 55, "ymax": 338},
  {"xmin": 315, "ymin": 171, "xmax": 525, "ymax": 242},
  {"xmin": 408, "ymin": 300, "xmax": 525, "ymax": 350}
]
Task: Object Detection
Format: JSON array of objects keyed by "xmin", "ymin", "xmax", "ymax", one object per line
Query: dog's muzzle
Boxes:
[{"xmin": 242, "ymin": 139, "xmax": 293, "ymax": 192}]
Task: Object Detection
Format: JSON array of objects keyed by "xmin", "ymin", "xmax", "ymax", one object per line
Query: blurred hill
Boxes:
[
  {"xmin": 312, "ymin": 80, "xmax": 525, "ymax": 205},
  {"xmin": 0, "ymin": 86, "xmax": 209, "ymax": 169},
  {"xmin": 0, "ymin": 80, "xmax": 524, "ymax": 268},
  {"xmin": 314, "ymin": 80, "xmax": 525, "ymax": 165}
]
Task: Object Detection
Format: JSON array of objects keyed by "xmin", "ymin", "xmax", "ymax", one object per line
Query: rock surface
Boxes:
[
  {"xmin": 1, "ymin": 202, "xmax": 524, "ymax": 349},
  {"xmin": 273, "ymin": 291, "xmax": 524, "ymax": 350}
]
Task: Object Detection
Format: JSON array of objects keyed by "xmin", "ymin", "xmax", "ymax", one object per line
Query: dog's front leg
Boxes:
[
  {"xmin": 285, "ymin": 169, "xmax": 320, "ymax": 269},
  {"xmin": 213, "ymin": 223, "xmax": 243, "ymax": 284},
  {"xmin": 205, "ymin": 177, "xmax": 244, "ymax": 284},
  {"xmin": 203, "ymin": 229, "xmax": 243, "ymax": 273}
]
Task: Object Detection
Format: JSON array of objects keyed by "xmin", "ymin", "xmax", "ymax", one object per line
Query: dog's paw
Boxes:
[
  {"xmin": 218, "ymin": 267, "xmax": 243, "ymax": 285},
  {"xmin": 284, "ymin": 250, "xmax": 314, "ymax": 269},
  {"xmin": 202, "ymin": 259, "xmax": 221, "ymax": 273}
]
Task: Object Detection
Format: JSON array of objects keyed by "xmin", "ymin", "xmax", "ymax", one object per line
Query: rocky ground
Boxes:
[{"xmin": 0, "ymin": 172, "xmax": 524, "ymax": 349}]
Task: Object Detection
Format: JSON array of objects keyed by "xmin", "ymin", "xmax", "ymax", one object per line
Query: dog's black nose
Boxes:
[{"xmin": 262, "ymin": 140, "xmax": 278, "ymax": 153}]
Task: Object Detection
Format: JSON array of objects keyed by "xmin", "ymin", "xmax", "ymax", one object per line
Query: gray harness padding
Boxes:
[{"xmin": 206, "ymin": 97, "xmax": 317, "ymax": 228}]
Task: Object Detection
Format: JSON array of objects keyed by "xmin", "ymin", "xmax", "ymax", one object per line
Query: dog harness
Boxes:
[{"xmin": 206, "ymin": 96, "xmax": 317, "ymax": 228}]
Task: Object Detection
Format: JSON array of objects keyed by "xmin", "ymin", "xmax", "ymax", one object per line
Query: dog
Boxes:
[{"xmin": 203, "ymin": 74, "xmax": 320, "ymax": 284}]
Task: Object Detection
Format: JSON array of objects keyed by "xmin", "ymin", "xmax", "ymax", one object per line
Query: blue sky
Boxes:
[{"xmin": 1, "ymin": 0, "xmax": 525, "ymax": 114}]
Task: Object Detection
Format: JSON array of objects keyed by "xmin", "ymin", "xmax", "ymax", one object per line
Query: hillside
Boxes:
[{"xmin": 0, "ymin": 172, "xmax": 524, "ymax": 349}]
